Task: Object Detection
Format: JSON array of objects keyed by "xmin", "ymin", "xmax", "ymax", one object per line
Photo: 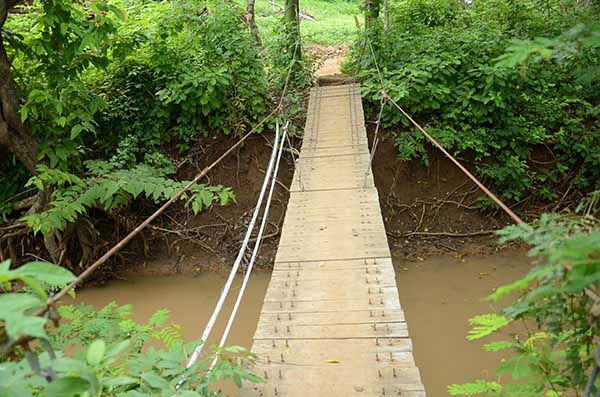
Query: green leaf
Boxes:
[
  {"xmin": 43, "ymin": 376, "xmax": 90, "ymax": 397},
  {"xmin": 0, "ymin": 260, "xmax": 10, "ymax": 273},
  {"xmin": 19, "ymin": 106, "xmax": 28, "ymax": 122},
  {"xmin": 5, "ymin": 313, "xmax": 48, "ymax": 340},
  {"xmin": 105, "ymin": 339, "xmax": 131, "ymax": 358},
  {"xmin": 13, "ymin": 262, "xmax": 76, "ymax": 288},
  {"xmin": 199, "ymin": 190, "xmax": 214, "ymax": 207},
  {"xmin": 0, "ymin": 294, "xmax": 43, "ymax": 319},
  {"xmin": 448, "ymin": 380, "xmax": 502, "ymax": 395},
  {"xmin": 103, "ymin": 376, "xmax": 138, "ymax": 388},
  {"xmin": 148, "ymin": 309, "xmax": 169, "ymax": 326},
  {"xmin": 218, "ymin": 190, "xmax": 231, "ymax": 206},
  {"xmin": 86, "ymin": 340, "xmax": 106, "ymax": 366},
  {"xmin": 0, "ymin": 386, "xmax": 33, "ymax": 397},
  {"xmin": 53, "ymin": 357, "xmax": 86, "ymax": 373},
  {"xmin": 484, "ymin": 341, "xmax": 515, "ymax": 352},
  {"xmin": 467, "ymin": 314, "xmax": 511, "ymax": 340},
  {"xmin": 19, "ymin": 276, "xmax": 47, "ymax": 300},
  {"xmin": 191, "ymin": 199, "xmax": 201, "ymax": 215},
  {"xmin": 140, "ymin": 373, "xmax": 170, "ymax": 389},
  {"xmin": 70, "ymin": 125, "xmax": 84, "ymax": 139}
]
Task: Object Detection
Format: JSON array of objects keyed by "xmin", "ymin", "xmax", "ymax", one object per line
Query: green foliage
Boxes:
[
  {"xmin": 350, "ymin": 0, "xmax": 600, "ymax": 203},
  {"xmin": 0, "ymin": 260, "xmax": 261, "ymax": 396},
  {"xmin": 8, "ymin": 0, "xmax": 267, "ymax": 167},
  {"xmin": 449, "ymin": 207, "xmax": 600, "ymax": 395},
  {"xmin": 22, "ymin": 161, "xmax": 235, "ymax": 235},
  {"xmin": 94, "ymin": 1, "xmax": 267, "ymax": 153},
  {"xmin": 11, "ymin": 0, "xmax": 125, "ymax": 170},
  {"xmin": 2, "ymin": 0, "xmax": 265, "ymax": 261},
  {"xmin": 55, "ymin": 303, "xmax": 185, "ymax": 352},
  {"xmin": 448, "ymin": 380, "xmax": 503, "ymax": 396},
  {"xmin": 0, "ymin": 260, "xmax": 76, "ymax": 341},
  {"xmin": 466, "ymin": 314, "xmax": 512, "ymax": 341}
]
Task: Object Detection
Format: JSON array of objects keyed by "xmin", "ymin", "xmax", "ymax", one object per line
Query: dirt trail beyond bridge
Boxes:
[{"xmin": 241, "ymin": 84, "xmax": 426, "ymax": 396}]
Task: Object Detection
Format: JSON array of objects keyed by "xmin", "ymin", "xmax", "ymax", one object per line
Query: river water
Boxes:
[{"xmin": 73, "ymin": 249, "xmax": 531, "ymax": 396}]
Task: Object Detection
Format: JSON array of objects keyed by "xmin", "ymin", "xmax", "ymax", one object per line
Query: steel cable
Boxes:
[
  {"xmin": 185, "ymin": 123, "xmax": 282, "ymax": 369},
  {"xmin": 209, "ymin": 120, "xmax": 289, "ymax": 371}
]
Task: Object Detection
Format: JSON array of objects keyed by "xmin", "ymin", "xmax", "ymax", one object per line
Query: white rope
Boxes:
[
  {"xmin": 285, "ymin": 128, "xmax": 302, "ymax": 191},
  {"xmin": 184, "ymin": 123, "xmax": 282, "ymax": 369},
  {"xmin": 209, "ymin": 120, "xmax": 289, "ymax": 371},
  {"xmin": 364, "ymin": 95, "xmax": 386, "ymax": 187}
]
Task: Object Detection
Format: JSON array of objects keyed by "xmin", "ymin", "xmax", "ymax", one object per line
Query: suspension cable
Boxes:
[
  {"xmin": 209, "ymin": 120, "xmax": 289, "ymax": 371},
  {"xmin": 364, "ymin": 95, "xmax": 386, "ymax": 188},
  {"xmin": 185, "ymin": 124, "xmax": 282, "ymax": 368}
]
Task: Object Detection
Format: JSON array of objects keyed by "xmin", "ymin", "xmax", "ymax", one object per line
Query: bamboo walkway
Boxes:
[{"xmin": 241, "ymin": 84, "xmax": 425, "ymax": 396}]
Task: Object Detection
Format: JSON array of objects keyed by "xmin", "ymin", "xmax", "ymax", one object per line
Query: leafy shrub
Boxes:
[
  {"xmin": 10, "ymin": 0, "xmax": 124, "ymax": 170},
  {"xmin": 94, "ymin": 1, "xmax": 268, "ymax": 153},
  {"xmin": 349, "ymin": 0, "xmax": 600, "ymax": 203},
  {"xmin": 0, "ymin": 259, "xmax": 261, "ymax": 396}
]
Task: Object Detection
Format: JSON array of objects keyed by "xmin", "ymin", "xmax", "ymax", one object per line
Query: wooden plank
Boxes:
[
  {"xmin": 254, "ymin": 321, "xmax": 409, "ymax": 340},
  {"xmin": 256, "ymin": 309, "xmax": 405, "ymax": 325},
  {"xmin": 251, "ymin": 338, "xmax": 415, "ymax": 357},
  {"xmin": 260, "ymin": 297, "xmax": 402, "ymax": 313}
]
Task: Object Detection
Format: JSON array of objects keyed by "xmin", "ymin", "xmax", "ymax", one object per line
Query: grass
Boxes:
[{"xmin": 252, "ymin": 0, "xmax": 361, "ymax": 46}]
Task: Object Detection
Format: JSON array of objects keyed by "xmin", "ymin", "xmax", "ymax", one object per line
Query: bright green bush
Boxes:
[
  {"xmin": 349, "ymin": 0, "xmax": 600, "ymax": 204},
  {"xmin": 94, "ymin": 1, "xmax": 268, "ymax": 154}
]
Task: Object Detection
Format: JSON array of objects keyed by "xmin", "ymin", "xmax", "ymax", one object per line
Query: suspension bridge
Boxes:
[
  {"xmin": 40, "ymin": 50, "xmax": 524, "ymax": 395},
  {"xmin": 240, "ymin": 84, "xmax": 426, "ymax": 396}
]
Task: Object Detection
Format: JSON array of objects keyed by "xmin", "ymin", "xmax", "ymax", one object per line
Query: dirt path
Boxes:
[{"xmin": 312, "ymin": 45, "xmax": 347, "ymax": 77}]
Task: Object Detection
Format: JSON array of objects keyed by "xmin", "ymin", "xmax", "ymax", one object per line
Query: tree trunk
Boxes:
[
  {"xmin": 364, "ymin": 0, "xmax": 381, "ymax": 31},
  {"xmin": 0, "ymin": 0, "xmax": 39, "ymax": 175},
  {"xmin": 284, "ymin": 0, "xmax": 301, "ymax": 59},
  {"xmin": 0, "ymin": 1, "xmax": 63, "ymax": 262},
  {"xmin": 246, "ymin": 0, "xmax": 262, "ymax": 47}
]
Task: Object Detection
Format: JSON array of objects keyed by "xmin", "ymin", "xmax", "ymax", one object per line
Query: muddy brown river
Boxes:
[{"xmin": 73, "ymin": 249, "xmax": 531, "ymax": 396}]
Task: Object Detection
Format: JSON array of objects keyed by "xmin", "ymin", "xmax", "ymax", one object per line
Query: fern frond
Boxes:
[
  {"xmin": 148, "ymin": 309, "xmax": 170, "ymax": 327},
  {"xmin": 484, "ymin": 341, "xmax": 516, "ymax": 352},
  {"xmin": 23, "ymin": 161, "xmax": 236, "ymax": 235},
  {"xmin": 448, "ymin": 380, "xmax": 503, "ymax": 396},
  {"xmin": 156, "ymin": 324, "xmax": 184, "ymax": 348},
  {"xmin": 467, "ymin": 314, "xmax": 511, "ymax": 340}
]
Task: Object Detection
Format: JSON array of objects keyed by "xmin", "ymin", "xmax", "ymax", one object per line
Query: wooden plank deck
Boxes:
[{"xmin": 241, "ymin": 84, "xmax": 425, "ymax": 396}]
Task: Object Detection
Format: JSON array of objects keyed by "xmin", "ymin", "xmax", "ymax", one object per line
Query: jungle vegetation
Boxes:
[{"xmin": 1, "ymin": 0, "xmax": 600, "ymax": 396}]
